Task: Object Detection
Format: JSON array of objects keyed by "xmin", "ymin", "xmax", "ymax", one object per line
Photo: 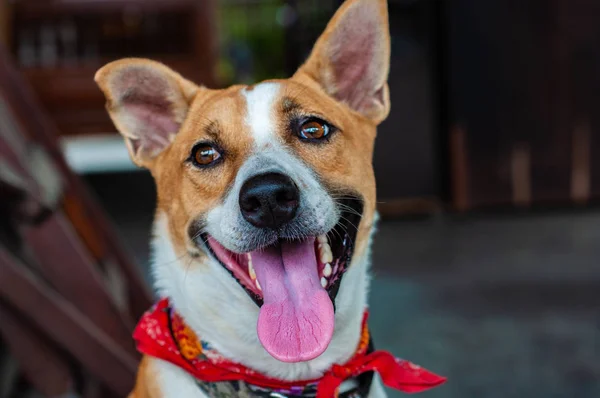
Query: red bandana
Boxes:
[{"xmin": 133, "ymin": 299, "xmax": 446, "ymax": 397}]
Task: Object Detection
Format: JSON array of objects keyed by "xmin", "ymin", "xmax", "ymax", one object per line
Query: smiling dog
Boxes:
[{"xmin": 95, "ymin": 0, "xmax": 445, "ymax": 397}]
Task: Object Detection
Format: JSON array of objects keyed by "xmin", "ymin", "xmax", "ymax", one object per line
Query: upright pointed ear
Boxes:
[
  {"xmin": 95, "ymin": 59, "xmax": 199, "ymax": 167},
  {"xmin": 295, "ymin": 0, "xmax": 390, "ymax": 124}
]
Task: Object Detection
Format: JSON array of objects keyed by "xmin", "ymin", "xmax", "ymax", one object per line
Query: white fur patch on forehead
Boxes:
[{"xmin": 242, "ymin": 83, "xmax": 280, "ymax": 146}]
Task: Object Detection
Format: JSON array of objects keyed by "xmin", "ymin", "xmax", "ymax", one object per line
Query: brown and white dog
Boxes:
[{"xmin": 95, "ymin": 0, "xmax": 391, "ymax": 396}]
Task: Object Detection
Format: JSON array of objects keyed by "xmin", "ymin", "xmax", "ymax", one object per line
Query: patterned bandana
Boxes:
[{"xmin": 133, "ymin": 299, "xmax": 446, "ymax": 397}]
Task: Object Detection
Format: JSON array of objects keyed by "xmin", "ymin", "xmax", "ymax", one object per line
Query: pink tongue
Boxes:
[{"xmin": 251, "ymin": 239, "xmax": 334, "ymax": 363}]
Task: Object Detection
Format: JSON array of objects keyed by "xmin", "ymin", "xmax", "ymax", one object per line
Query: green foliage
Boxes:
[{"xmin": 217, "ymin": 1, "xmax": 286, "ymax": 85}]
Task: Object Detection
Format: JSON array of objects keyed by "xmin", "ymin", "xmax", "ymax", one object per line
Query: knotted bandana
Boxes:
[{"xmin": 133, "ymin": 299, "xmax": 446, "ymax": 397}]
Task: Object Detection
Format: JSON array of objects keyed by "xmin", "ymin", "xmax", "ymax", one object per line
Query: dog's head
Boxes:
[{"xmin": 96, "ymin": 0, "xmax": 389, "ymax": 364}]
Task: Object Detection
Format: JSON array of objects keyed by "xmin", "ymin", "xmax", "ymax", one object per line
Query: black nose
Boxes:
[{"xmin": 239, "ymin": 173, "xmax": 299, "ymax": 229}]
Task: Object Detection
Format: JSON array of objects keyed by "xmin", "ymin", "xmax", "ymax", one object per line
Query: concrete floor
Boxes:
[
  {"xmin": 89, "ymin": 172, "xmax": 600, "ymax": 398},
  {"xmin": 369, "ymin": 217, "xmax": 600, "ymax": 398}
]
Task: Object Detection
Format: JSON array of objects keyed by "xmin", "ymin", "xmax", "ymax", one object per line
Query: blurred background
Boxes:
[{"xmin": 1, "ymin": 0, "xmax": 600, "ymax": 397}]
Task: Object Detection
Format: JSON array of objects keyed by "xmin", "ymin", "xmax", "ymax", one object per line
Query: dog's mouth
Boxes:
[{"xmin": 200, "ymin": 198, "xmax": 363, "ymax": 363}]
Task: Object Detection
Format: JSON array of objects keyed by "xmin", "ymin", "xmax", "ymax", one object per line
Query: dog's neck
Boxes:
[{"xmin": 149, "ymin": 211, "xmax": 375, "ymax": 382}]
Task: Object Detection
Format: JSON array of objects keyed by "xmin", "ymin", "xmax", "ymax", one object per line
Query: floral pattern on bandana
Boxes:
[{"xmin": 171, "ymin": 311, "xmax": 203, "ymax": 360}]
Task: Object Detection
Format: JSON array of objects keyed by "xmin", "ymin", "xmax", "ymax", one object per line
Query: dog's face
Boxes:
[{"xmin": 96, "ymin": 0, "xmax": 389, "ymax": 364}]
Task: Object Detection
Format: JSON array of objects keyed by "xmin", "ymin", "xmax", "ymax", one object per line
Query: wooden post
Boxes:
[
  {"xmin": 0, "ymin": 2, "xmax": 11, "ymax": 48},
  {"xmin": 571, "ymin": 120, "xmax": 591, "ymax": 204},
  {"xmin": 450, "ymin": 125, "xmax": 469, "ymax": 211},
  {"xmin": 510, "ymin": 143, "xmax": 532, "ymax": 207}
]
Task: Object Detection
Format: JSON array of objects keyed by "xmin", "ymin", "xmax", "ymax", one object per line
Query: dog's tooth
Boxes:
[
  {"xmin": 317, "ymin": 234, "xmax": 328, "ymax": 244},
  {"xmin": 255, "ymin": 279, "xmax": 262, "ymax": 291},
  {"xmin": 248, "ymin": 261, "xmax": 256, "ymax": 280},
  {"xmin": 323, "ymin": 263, "xmax": 332, "ymax": 277},
  {"xmin": 320, "ymin": 277, "xmax": 328, "ymax": 288},
  {"xmin": 318, "ymin": 241, "xmax": 333, "ymax": 264},
  {"xmin": 321, "ymin": 248, "xmax": 333, "ymax": 264}
]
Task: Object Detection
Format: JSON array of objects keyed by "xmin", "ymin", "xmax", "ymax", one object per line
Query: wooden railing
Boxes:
[{"xmin": 0, "ymin": 43, "xmax": 151, "ymax": 397}]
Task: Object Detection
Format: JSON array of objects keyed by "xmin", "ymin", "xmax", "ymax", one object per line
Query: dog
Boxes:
[{"xmin": 95, "ymin": 0, "xmax": 444, "ymax": 397}]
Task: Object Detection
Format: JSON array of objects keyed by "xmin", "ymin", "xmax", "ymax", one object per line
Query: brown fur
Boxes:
[{"xmin": 128, "ymin": 357, "xmax": 162, "ymax": 398}]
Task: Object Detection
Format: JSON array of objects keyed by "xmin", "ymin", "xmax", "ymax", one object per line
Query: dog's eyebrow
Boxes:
[
  {"xmin": 204, "ymin": 120, "xmax": 221, "ymax": 140},
  {"xmin": 281, "ymin": 97, "xmax": 301, "ymax": 114}
]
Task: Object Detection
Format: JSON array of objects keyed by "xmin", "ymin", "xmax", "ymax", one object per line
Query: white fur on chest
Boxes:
[{"xmin": 150, "ymin": 211, "xmax": 381, "ymax": 394}]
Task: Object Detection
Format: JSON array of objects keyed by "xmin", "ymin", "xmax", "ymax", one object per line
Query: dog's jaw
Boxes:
[{"xmin": 150, "ymin": 210, "xmax": 376, "ymax": 382}]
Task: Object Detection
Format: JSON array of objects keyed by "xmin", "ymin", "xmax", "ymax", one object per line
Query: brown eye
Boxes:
[
  {"xmin": 191, "ymin": 144, "xmax": 222, "ymax": 167},
  {"xmin": 299, "ymin": 119, "xmax": 331, "ymax": 140}
]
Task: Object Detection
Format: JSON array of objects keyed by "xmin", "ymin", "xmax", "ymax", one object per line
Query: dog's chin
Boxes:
[{"xmin": 194, "ymin": 198, "xmax": 363, "ymax": 364}]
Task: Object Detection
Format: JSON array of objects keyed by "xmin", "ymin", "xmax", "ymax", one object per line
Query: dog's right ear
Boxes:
[
  {"xmin": 95, "ymin": 59, "xmax": 199, "ymax": 167},
  {"xmin": 294, "ymin": 0, "xmax": 390, "ymax": 125}
]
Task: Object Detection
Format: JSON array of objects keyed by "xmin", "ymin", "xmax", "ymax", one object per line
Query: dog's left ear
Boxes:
[
  {"xmin": 294, "ymin": 0, "xmax": 390, "ymax": 124},
  {"xmin": 95, "ymin": 59, "xmax": 199, "ymax": 167}
]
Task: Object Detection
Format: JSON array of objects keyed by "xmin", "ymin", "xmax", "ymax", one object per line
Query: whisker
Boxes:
[
  {"xmin": 338, "ymin": 214, "xmax": 360, "ymax": 232},
  {"xmin": 183, "ymin": 255, "xmax": 194, "ymax": 285},
  {"xmin": 336, "ymin": 204, "xmax": 363, "ymax": 219}
]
